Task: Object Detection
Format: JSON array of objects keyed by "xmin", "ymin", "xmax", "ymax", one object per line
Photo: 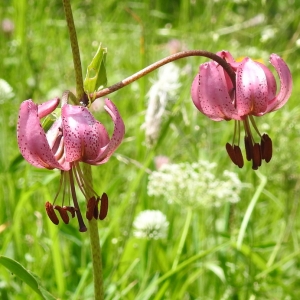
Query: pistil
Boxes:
[{"xmin": 68, "ymin": 168, "xmax": 87, "ymax": 232}]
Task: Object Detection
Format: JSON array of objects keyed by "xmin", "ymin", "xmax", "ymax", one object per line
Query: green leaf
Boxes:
[
  {"xmin": 231, "ymin": 243, "xmax": 267, "ymax": 270},
  {"xmin": 41, "ymin": 108, "xmax": 60, "ymax": 132},
  {"xmin": 84, "ymin": 43, "xmax": 107, "ymax": 96},
  {"xmin": 0, "ymin": 256, "xmax": 56, "ymax": 299}
]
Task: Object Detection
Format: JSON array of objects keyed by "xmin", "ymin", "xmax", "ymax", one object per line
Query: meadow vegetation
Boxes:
[{"xmin": 1, "ymin": 0, "xmax": 300, "ymax": 299}]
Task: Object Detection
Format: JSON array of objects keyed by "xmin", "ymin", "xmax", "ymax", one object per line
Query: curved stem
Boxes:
[
  {"xmin": 91, "ymin": 50, "xmax": 236, "ymax": 100},
  {"xmin": 62, "ymin": 0, "xmax": 84, "ymax": 100}
]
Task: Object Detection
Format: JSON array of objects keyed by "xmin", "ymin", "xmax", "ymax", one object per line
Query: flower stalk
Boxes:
[
  {"xmin": 62, "ymin": 0, "xmax": 104, "ymax": 298},
  {"xmin": 62, "ymin": 0, "xmax": 84, "ymax": 101},
  {"xmin": 82, "ymin": 162, "xmax": 104, "ymax": 300},
  {"xmin": 90, "ymin": 50, "xmax": 236, "ymax": 100}
]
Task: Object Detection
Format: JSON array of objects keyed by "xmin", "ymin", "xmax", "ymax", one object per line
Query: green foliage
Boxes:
[
  {"xmin": 1, "ymin": 0, "xmax": 300, "ymax": 299},
  {"xmin": 0, "ymin": 256, "xmax": 56, "ymax": 299},
  {"xmin": 84, "ymin": 43, "xmax": 107, "ymax": 97}
]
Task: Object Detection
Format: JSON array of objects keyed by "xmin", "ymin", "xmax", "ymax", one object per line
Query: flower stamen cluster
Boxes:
[
  {"xmin": 17, "ymin": 95, "xmax": 125, "ymax": 231},
  {"xmin": 191, "ymin": 50, "xmax": 292, "ymax": 169}
]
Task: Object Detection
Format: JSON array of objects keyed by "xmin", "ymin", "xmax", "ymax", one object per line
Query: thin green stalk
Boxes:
[
  {"xmin": 62, "ymin": 1, "xmax": 104, "ymax": 298},
  {"xmin": 62, "ymin": 0, "xmax": 84, "ymax": 100},
  {"xmin": 91, "ymin": 50, "xmax": 236, "ymax": 100},
  {"xmin": 236, "ymin": 171, "xmax": 267, "ymax": 249},
  {"xmin": 155, "ymin": 209, "xmax": 193, "ymax": 299},
  {"xmin": 138, "ymin": 240, "xmax": 152, "ymax": 293},
  {"xmin": 88, "ymin": 219, "xmax": 104, "ymax": 300},
  {"xmin": 172, "ymin": 208, "xmax": 193, "ymax": 270},
  {"xmin": 82, "ymin": 163, "xmax": 104, "ymax": 300}
]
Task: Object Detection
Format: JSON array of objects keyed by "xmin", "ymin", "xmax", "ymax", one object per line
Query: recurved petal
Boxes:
[
  {"xmin": 236, "ymin": 58, "xmax": 268, "ymax": 116},
  {"xmin": 85, "ymin": 99, "xmax": 125, "ymax": 165},
  {"xmin": 62, "ymin": 104, "xmax": 110, "ymax": 163},
  {"xmin": 216, "ymin": 50, "xmax": 240, "ymax": 70},
  {"xmin": 17, "ymin": 100, "xmax": 67, "ymax": 170},
  {"xmin": 191, "ymin": 62, "xmax": 241, "ymax": 121},
  {"xmin": 37, "ymin": 97, "xmax": 60, "ymax": 118},
  {"xmin": 256, "ymin": 62, "xmax": 277, "ymax": 102},
  {"xmin": 266, "ymin": 54, "xmax": 292, "ymax": 112}
]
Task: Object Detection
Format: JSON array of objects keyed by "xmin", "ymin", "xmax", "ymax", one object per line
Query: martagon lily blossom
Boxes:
[
  {"xmin": 17, "ymin": 96, "xmax": 125, "ymax": 231},
  {"xmin": 191, "ymin": 50, "xmax": 292, "ymax": 169}
]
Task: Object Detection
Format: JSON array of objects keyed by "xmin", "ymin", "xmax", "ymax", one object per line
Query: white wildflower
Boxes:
[
  {"xmin": 133, "ymin": 210, "xmax": 169, "ymax": 240},
  {"xmin": 148, "ymin": 160, "xmax": 245, "ymax": 208},
  {"xmin": 142, "ymin": 63, "xmax": 181, "ymax": 145},
  {"xmin": 0, "ymin": 79, "xmax": 14, "ymax": 103}
]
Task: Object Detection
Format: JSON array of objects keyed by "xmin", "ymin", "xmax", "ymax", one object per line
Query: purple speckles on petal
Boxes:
[
  {"xmin": 191, "ymin": 61, "xmax": 240, "ymax": 121},
  {"xmin": 236, "ymin": 58, "xmax": 268, "ymax": 117},
  {"xmin": 84, "ymin": 99, "xmax": 125, "ymax": 165},
  {"xmin": 62, "ymin": 99, "xmax": 125, "ymax": 165},
  {"xmin": 17, "ymin": 100, "xmax": 69, "ymax": 171},
  {"xmin": 266, "ymin": 54, "xmax": 293, "ymax": 112},
  {"xmin": 191, "ymin": 50, "xmax": 292, "ymax": 121}
]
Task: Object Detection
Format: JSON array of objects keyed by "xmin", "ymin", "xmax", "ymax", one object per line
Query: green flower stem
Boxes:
[
  {"xmin": 236, "ymin": 171, "xmax": 267, "ymax": 249},
  {"xmin": 88, "ymin": 219, "xmax": 104, "ymax": 300},
  {"xmin": 157, "ymin": 208, "xmax": 193, "ymax": 297},
  {"xmin": 91, "ymin": 50, "xmax": 236, "ymax": 100},
  {"xmin": 172, "ymin": 208, "xmax": 193, "ymax": 270},
  {"xmin": 82, "ymin": 163, "xmax": 104, "ymax": 300},
  {"xmin": 60, "ymin": 1, "xmax": 104, "ymax": 296},
  {"xmin": 62, "ymin": 0, "xmax": 84, "ymax": 100}
]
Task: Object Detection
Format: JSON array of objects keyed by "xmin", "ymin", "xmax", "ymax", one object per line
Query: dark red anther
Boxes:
[
  {"xmin": 63, "ymin": 206, "xmax": 76, "ymax": 218},
  {"xmin": 225, "ymin": 143, "xmax": 244, "ymax": 168},
  {"xmin": 244, "ymin": 136, "xmax": 253, "ymax": 161},
  {"xmin": 234, "ymin": 145, "xmax": 244, "ymax": 168},
  {"xmin": 94, "ymin": 197, "xmax": 100, "ymax": 220},
  {"xmin": 99, "ymin": 193, "xmax": 108, "ymax": 220},
  {"xmin": 54, "ymin": 205, "xmax": 70, "ymax": 224},
  {"xmin": 226, "ymin": 143, "xmax": 238, "ymax": 166},
  {"xmin": 86, "ymin": 196, "xmax": 97, "ymax": 221},
  {"xmin": 261, "ymin": 134, "xmax": 272, "ymax": 163},
  {"xmin": 45, "ymin": 202, "xmax": 59, "ymax": 225},
  {"xmin": 252, "ymin": 143, "xmax": 262, "ymax": 170}
]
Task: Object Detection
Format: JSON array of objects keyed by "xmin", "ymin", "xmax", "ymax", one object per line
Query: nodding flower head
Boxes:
[
  {"xmin": 17, "ymin": 97, "xmax": 125, "ymax": 231},
  {"xmin": 191, "ymin": 50, "xmax": 292, "ymax": 169}
]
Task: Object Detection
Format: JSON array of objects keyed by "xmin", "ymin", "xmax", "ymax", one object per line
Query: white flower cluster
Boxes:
[
  {"xmin": 147, "ymin": 160, "xmax": 244, "ymax": 208},
  {"xmin": 133, "ymin": 210, "xmax": 169, "ymax": 240},
  {"xmin": 142, "ymin": 62, "xmax": 181, "ymax": 145}
]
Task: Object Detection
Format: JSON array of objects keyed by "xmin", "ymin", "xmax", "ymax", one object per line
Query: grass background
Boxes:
[{"xmin": 1, "ymin": 0, "xmax": 300, "ymax": 299}]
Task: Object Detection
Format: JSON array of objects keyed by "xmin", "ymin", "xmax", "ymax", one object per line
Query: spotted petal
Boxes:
[
  {"xmin": 235, "ymin": 58, "xmax": 268, "ymax": 117},
  {"xmin": 62, "ymin": 104, "xmax": 110, "ymax": 163},
  {"xmin": 17, "ymin": 99, "xmax": 68, "ymax": 170},
  {"xmin": 84, "ymin": 99, "xmax": 125, "ymax": 165},
  {"xmin": 191, "ymin": 62, "xmax": 241, "ymax": 121},
  {"xmin": 256, "ymin": 61, "xmax": 277, "ymax": 104},
  {"xmin": 266, "ymin": 54, "xmax": 293, "ymax": 112}
]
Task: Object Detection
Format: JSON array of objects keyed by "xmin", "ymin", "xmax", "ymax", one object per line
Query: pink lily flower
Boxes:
[
  {"xmin": 17, "ymin": 97, "xmax": 125, "ymax": 231},
  {"xmin": 191, "ymin": 50, "xmax": 292, "ymax": 169}
]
